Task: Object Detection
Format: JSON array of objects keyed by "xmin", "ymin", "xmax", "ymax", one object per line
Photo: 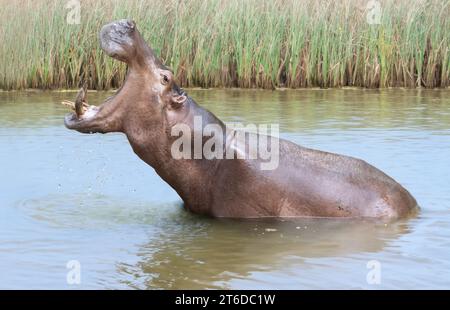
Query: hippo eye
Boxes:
[{"xmin": 161, "ymin": 74, "xmax": 169, "ymax": 85}]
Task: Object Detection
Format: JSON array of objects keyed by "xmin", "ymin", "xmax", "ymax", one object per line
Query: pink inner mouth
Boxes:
[{"xmin": 78, "ymin": 105, "xmax": 99, "ymax": 120}]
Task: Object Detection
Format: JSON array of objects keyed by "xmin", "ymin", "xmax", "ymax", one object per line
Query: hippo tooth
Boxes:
[{"xmin": 75, "ymin": 84, "xmax": 88, "ymax": 118}]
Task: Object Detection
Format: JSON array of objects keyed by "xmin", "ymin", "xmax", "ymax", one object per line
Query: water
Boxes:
[{"xmin": 0, "ymin": 89, "xmax": 449, "ymax": 289}]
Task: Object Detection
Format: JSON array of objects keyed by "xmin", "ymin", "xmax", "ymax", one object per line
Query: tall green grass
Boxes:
[{"xmin": 0, "ymin": 0, "xmax": 449, "ymax": 90}]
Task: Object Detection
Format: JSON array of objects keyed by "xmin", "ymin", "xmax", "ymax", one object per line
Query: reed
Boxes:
[{"xmin": 0, "ymin": 0, "xmax": 449, "ymax": 90}]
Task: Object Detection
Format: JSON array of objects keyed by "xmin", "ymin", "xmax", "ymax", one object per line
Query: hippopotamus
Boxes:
[{"xmin": 65, "ymin": 19, "xmax": 418, "ymax": 219}]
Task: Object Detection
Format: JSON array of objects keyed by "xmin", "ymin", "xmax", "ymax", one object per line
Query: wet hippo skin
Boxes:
[{"xmin": 65, "ymin": 20, "xmax": 418, "ymax": 219}]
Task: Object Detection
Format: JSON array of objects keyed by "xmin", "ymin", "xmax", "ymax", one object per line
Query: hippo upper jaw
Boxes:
[
  {"xmin": 99, "ymin": 19, "xmax": 163, "ymax": 70},
  {"xmin": 100, "ymin": 19, "xmax": 136, "ymax": 64}
]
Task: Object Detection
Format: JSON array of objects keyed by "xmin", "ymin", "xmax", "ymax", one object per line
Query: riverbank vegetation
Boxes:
[{"xmin": 0, "ymin": 0, "xmax": 449, "ymax": 90}]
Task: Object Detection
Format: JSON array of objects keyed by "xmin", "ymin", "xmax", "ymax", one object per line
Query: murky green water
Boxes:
[{"xmin": 0, "ymin": 89, "xmax": 449, "ymax": 289}]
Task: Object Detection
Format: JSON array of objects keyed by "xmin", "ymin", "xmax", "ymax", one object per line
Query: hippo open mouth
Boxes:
[{"xmin": 63, "ymin": 19, "xmax": 151, "ymax": 134}]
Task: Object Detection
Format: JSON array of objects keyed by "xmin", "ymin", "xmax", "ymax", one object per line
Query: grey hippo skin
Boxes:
[{"xmin": 65, "ymin": 20, "xmax": 418, "ymax": 219}]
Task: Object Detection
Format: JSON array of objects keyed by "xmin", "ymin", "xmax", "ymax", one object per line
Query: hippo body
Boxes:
[
  {"xmin": 210, "ymin": 140, "xmax": 416, "ymax": 219},
  {"xmin": 65, "ymin": 20, "xmax": 418, "ymax": 219}
]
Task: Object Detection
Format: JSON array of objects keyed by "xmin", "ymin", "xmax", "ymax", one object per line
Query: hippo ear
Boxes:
[{"xmin": 169, "ymin": 94, "xmax": 187, "ymax": 110}]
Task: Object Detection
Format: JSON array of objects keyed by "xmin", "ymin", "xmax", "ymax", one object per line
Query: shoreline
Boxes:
[{"xmin": 1, "ymin": 86, "xmax": 450, "ymax": 93}]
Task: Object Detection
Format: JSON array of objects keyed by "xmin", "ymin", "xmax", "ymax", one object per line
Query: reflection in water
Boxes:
[
  {"xmin": 119, "ymin": 218, "xmax": 411, "ymax": 289},
  {"xmin": 17, "ymin": 194, "xmax": 183, "ymax": 229},
  {"xmin": 0, "ymin": 89, "xmax": 449, "ymax": 289}
]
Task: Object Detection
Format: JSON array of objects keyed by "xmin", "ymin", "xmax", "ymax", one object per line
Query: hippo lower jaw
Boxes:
[
  {"xmin": 64, "ymin": 106, "xmax": 100, "ymax": 133},
  {"xmin": 64, "ymin": 90, "xmax": 120, "ymax": 134}
]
